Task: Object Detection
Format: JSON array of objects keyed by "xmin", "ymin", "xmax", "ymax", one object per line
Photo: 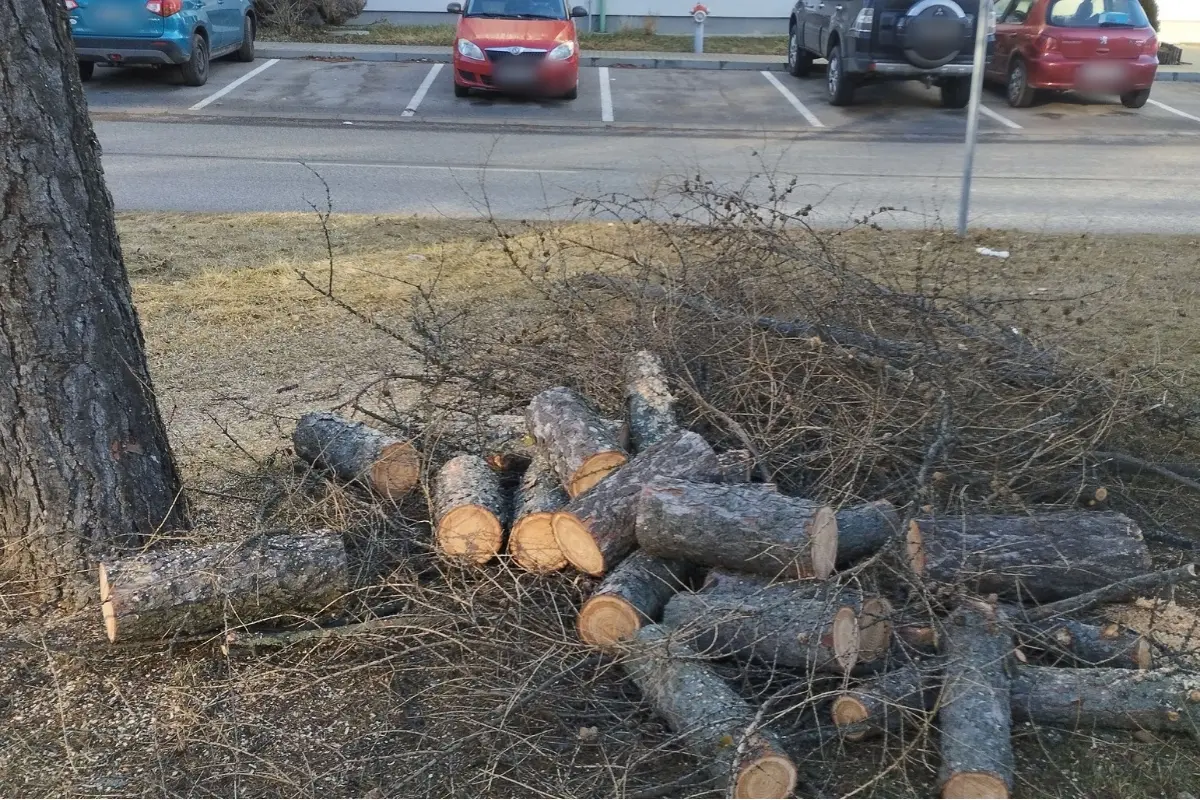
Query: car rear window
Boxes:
[
  {"xmin": 1046, "ymin": 0, "xmax": 1151, "ymax": 27},
  {"xmin": 465, "ymin": 0, "xmax": 567, "ymax": 18}
]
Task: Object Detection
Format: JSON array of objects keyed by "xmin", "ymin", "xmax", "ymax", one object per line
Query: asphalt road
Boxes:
[{"xmin": 87, "ymin": 57, "xmax": 1200, "ymax": 232}]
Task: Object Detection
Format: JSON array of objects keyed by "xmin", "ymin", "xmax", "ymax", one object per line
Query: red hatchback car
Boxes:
[
  {"xmin": 987, "ymin": 0, "xmax": 1158, "ymax": 108},
  {"xmin": 447, "ymin": 0, "xmax": 588, "ymax": 99}
]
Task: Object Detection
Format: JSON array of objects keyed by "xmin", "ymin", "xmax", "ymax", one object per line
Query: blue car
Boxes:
[{"xmin": 66, "ymin": 0, "xmax": 258, "ymax": 87}]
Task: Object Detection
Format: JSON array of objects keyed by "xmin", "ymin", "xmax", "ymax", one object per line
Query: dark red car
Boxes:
[{"xmin": 986, "ymin": 0, "xmax": 1158, "ymax": 108}]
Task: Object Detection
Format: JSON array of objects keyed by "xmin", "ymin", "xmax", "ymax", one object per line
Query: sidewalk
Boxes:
[{"xmin": 258, "ymin": 40, "xmax": 1200, "ymax": 81}]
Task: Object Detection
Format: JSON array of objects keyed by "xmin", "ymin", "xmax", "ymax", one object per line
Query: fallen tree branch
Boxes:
[
  {"xmin": 1094, "ymin": 450, "xmax": 1200, "ymax": 494},
  {"xmin": 1023, "ymin": 563, "xmax": 1199, "ymax": 623}
]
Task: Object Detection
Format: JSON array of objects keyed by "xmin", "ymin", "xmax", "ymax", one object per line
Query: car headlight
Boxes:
[
  {"xmin": 456, "ymin": 39, "xmax": 485, "ymax": 60},
  {"xmin": 547, "ymin": 41, "xmax": 575, "ymax": 61}
]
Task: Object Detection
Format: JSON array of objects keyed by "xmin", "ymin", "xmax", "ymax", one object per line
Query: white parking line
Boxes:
[
  {"xmin": 1148, "ymin": 98, "xmax": 1200, "ymax": 124},
  {"xmin": 979, "ymin": 105, "xmax": 1023, "ymax": 130},
  {"xmin": 189, "ymin": 58, "xmax": 278, "ymax": 111},
  {"xmin": 403, "ymin": 63, "xmax": 444, "ymax": 117},
  {"xmin": 599, "ymin": 66, "xmax": 614, "ymax": 123},
  {"xmin": 761, "ymin": 71, "xmax": 824, "ymax": 128}
]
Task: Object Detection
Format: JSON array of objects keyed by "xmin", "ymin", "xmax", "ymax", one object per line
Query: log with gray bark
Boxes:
[
  {"xmin": 635, "ymin": 479, "xmax": 838, "ymax": 580},
  {"xmin": 99, "ymin": 531, "xmax": 348, "ymax": 643},
  {"xmin": 1023, "ymin": 562, "xmax": 1198, "ymax": 622},
  {"xmin": 433, "ymin": 454, "xmax": 510, "ymax": 564},
  {"xmin": 551, "ymin": 430, "xmax": 722, "ymax": 575},
  {"xmin": 1010, "ymin": 666, "xmax": 1200, "ymax": 735},
  {"xmin": 624, "ymin": 350, "xmax": 678, "ymax": 451},
  {"xmin": 716, "ymin": 449, "xmax": 756, "ymax": 484},
  {"xmin": 906, "ymin": 511, "xmax": 1149, "ymax": 602},
  {"xmin": 937, "ymin": 599, "xmax": 1014, "ymax": 800},
  {"xmin": 836, "ymin": 500, "xmax": 902, "ymax": 566},
  {"xmin": 293, "ymin": 412, "xmax": 421, "ymax": 500},
  {"xmin": 662, "ymin": 569, "xmax": 892, "ymax": 674},
  {"xmin": 428, "ymin": 412, "xmax": 626, "ymax": 473},
  {"xmin": 1012, "ymin": 617, "xmax": 1154, "ymax": 670},
  {"xmin": 507, "ymin": 451, "xmax": 570, "ymax": 572},
  {"xmin": 577, "ymin": 551, "xmax": 697, "ymax": 649},
  {"xmin": 526, "ymin": 387, "xmax": 628, "ymax": 498},
  {"xmin": 831, "ymin": 660, "xmax": 940, "ymax": 741},
  {"xmin": 620, "ymin": 624, "xmax": 798, "ymax": 799}
]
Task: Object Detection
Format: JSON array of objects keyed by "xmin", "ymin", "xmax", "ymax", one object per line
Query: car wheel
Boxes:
[
  {"xmin": 78, "ymin": 61, "xmax": 95, "ymax": 82},
  {"xmin": 235, "ymin": 15, "xmax": 255, "ymax": 62},
  {"xmin": 454, "ymin": 81, "xmax": 470, "ymax": 98},
  {"xmin": 787, "ymin": 28, "xmax": 812, "ymax": 77},
  {"xmin": 178, "ymin": 34, "xmax": 209, "ymax": 87},
  {"xmin": 940, "ymin": 76, "xmax": 971, "ymax": 109},
  {"xmin": 1120, "ymin": 88, "xmax": 1151, "ymax": 109},
  {"xmin": 562, "ymin": 84, "xmax": 578, "ymax": 100},
  {"xmin": 1006, "ymin": 58, "xmax": 1036, "ymax": 108},
  {"xmin": 826, "ymin": 42, "xmax": 855, "ymax": 106}
]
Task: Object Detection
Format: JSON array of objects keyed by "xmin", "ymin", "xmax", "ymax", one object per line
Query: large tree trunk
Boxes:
[
  {"xmin": 551, "ymin": 430, "xmax": 722, "ymax": 575},
  {"xmin": 624, "ymin": 350, "xmax": 677, "ymax": 450},
  {"xmin": 635, "ymin": 479, "xmax": 837, "ymax": 580},
  {"xmin": 621, "ymin": 624, "xmax": 798, "ymax": 799},
  {"xmin": 1010, "ymin": 666, "xmax": 1200, "ymax": 735},
  {"xmin": 0, "ymin": 0, "xmax": 188, "ymax": 608},
  {"xmin": 937, "ymin": 599, "xmax": 1014, "ymax": 800},
  {"xmin": 293, "ymin": 412, "xmax": 421, "ymax": 500},
  {"xmin": 99, "ymin": 531, "xmax": 347, "ymax": 643},
  {"xmin": 577, "ymin": 550, "xmax": 696, "ymax": 649},
  {"xmin": 526, "ymin": 387, "xmax": 628, "ymax": 498},
  {"xmin": 906, "ymin": 511, "xmax": 1149, "ymax": 601}
]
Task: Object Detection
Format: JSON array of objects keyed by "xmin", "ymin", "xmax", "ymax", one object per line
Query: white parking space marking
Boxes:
[
  {"xmin": 1148, "ymin": 98, "xmax": 1200, "ymax": 124},
  {"xmin": 761, "ymin": 71, "xmax": 824, "ymax": 128},
  {"xmin": 403, "ymin": 63, "xmax": 444, "ymax": 117},
  {"xmin": 599, "ymin": 66, "xmax": 614, "ymax": 123},
  {"xmin": 979, "ymin": 105, "xmax": 1022, "ymax": 130},
  {"xmin": 189, "ymin": 58, "xmax": 278, "ymax": 111}
]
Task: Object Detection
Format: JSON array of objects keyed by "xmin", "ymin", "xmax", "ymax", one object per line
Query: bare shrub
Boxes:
[{"xmin": 257, "ymin": 0, "xmax": 367, "ymax": 30}]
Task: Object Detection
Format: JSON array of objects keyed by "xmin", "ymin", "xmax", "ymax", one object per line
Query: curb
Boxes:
[{"xmin": 258, "ymin": 44, "xmax": 1198, "ymax": 80}]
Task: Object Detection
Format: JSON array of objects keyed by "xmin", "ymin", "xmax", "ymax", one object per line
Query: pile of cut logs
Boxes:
[{"xmin": 95, "ymin": 351, "xmax": 1200, "ymax": 800}]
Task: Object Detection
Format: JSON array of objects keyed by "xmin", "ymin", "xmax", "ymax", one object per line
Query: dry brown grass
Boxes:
[{"xmin": 1, "ymin": 211, "xmax": 1199, "ymax": 798}]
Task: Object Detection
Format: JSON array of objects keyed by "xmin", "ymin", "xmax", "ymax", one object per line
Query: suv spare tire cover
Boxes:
[{"xmin": 898, "ymin": 0, "xmax": 969, "ymax": 69}]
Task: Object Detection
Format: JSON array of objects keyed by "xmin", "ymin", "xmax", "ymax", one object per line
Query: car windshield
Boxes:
[
  {"xmin": 1046, "ymin": 0, "xmax": 1151, "ymax": 28},
  {"xmin": 464, "ymin": 0, "xmax": 566, "ymax": 18}
]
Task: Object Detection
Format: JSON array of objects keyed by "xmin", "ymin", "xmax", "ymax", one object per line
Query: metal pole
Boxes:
[
  {"xmin": 957, "ymin": 4, "xmax": 991, "ymax": 237},
  {"xmin": 694, "ymin": 17, "xmax": 704, "ymax": 53}
]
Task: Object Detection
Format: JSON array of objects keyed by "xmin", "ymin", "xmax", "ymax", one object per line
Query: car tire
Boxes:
[
  {"xmin": 178, "ymin": 33, "xmax": 210, "ymax": 87},
  {"xmin": 562, "ymin": 84, "xmax": 578, "ymax": 100},
  {"xmin": 454, "ymin": 81, "xmax": 470, "ymax": 98},
  {"xmin": 787, "ymin": 27, "xmax": 812, "ymax": 77},
  {"xmin": 940, "ymin": 77, "xmax": 971, "ymax": 109},
  {"xmin": 826, "ymin": 42, "xmax": 855, "ymax": 106},
  {"xmin": 79, "ymin": 61, "xmax": 95, "ymax": 82},
  {"xmin": 1120, "ymin": 88, "xmax": 1151, "ymax": 109},
  {"xmin": 235, "ymin": 15, "xmax": 255, "ymax": 62},
  {"xmin": 1006, "ymin": 57, "xmax": 1036, "ymax": 108}
]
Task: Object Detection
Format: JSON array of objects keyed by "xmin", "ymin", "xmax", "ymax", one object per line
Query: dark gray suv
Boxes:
[{"xmin": 787, "ymin": 0, "xmax": 995, "ymax": 107}]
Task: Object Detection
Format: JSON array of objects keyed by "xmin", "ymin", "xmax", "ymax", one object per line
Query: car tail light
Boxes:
[
  {"xmin": 1035, "ymin": 34, "xmax": 1059, "ymax": 53},
  {"xmin": 851, "ymin": 8, "xmax": 874, "ymax": 36},
  {"xmin": 64, "ymin": 0, "xmax": 79, "ymax": 9},
  {"xmin": 146, "ymin": 0, "xmax": 182, "ymax": 15},
  {"xmin": 1140, "ymin": 36, "xmax": 1158, "ymax": 55}
]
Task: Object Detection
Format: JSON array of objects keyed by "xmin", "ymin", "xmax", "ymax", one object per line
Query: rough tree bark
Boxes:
[
  {"xmin": 577, "ymin": 550, "xmax": 696, "ymax": 649},
  {"xmin": 620, "ymin": 624, "xmax": 798, "ymax": 799},
  {"xmin": 508, "ymin": 451, "xmax": 569, "ymax": 572},
  {"xmin": 831, "ymin": 660, "xmax": 940, "ymax": 741},
  {"xmin": 1010, "ymin": 666, "xmax": 1200, "ymax": 735},
  {"xmin": 293, "ymin": 412, "xmax": 421, "ymax": 499},
  {"xmin": 1012, "ymin": 617, "xmax": 1154, "ymax": 670},
  {"xmin": 0, "ymin": 0, "xmax": 189, "ymax": 607},
  {"xmin": 526, "ymin": 387, "xmax": 627, "ymax": 497},
  {"xmin": 433, "ymin": 455, "xmax": 510, "ymax": 564},
  {"xmin": 836, "ymin": 500, "xmax": 902, "ymax": 566},
  {"xmin": 624, "ymin": 350, "xmax": 677, "ymax": 450}
]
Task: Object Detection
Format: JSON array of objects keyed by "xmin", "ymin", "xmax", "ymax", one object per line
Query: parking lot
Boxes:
[{"xmin": 81, "ymin": 55, "xmax": 1200, "ymax": 141}]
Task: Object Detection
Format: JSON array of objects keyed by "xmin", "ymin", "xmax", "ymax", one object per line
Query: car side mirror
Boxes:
[
  {"xmin": 570, "ymin": 5, "xmax": 588, "ymax": 16},
  {"xmin": 447, "ymin": 2, "xmax": 463, "ymax": 13}
]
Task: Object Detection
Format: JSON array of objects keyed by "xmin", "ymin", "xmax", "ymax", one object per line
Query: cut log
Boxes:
[
  {"xmin": 715, "ymin": 449, "xmax": 756, "ymax": 484},
  {"xmin": 428, "ymin": 412, "xmax": 626, "ymax": 473},
  {"xmin": 293, "ymin": 411, "xmax": 421, "ymax": 500},
  {"xmin": 831, "ymin": 660, "xmax": 940, "ymax": 741},
  {"xmin": 620, "ymin": 624, "xmax": 798, "ymax": 799},
  {"xmin": 937, "ymin": 599, "xmax": 1014, "ymax": 800},
  {"xmin": 895, "ymin": 623, "xmax": 940, "ymax": 653},
  {"xmin": 1010, "ymin": 666, "xmax": 1200, "ymax": 735},
  {"xmin": 1023, "ymin": 562, "xmax": 1198, "ymax": 622},
  {"xmin": 906, "ymin": 511, "xmax": 1149, "ymax": 602},
  {"xmin": 1013, "ymin": 617, "xmax": 1154, "ymax": 670},
  {"xmin": 836, "ymin": 500, "xmax": 902, "ymax": 566},
  {"xmin": 635, "ymin": 479, "xmax": 837, "ymax": 581},
  {"xmin": 662, "ymin": 570, "xmax": 892, "ymax": 673},
  {"xmin": 433, "ymin": 454, "xmax": 510, "ymax": 564},
  {"xmin": 577, "ymin": 551, "xmax": 696, "ymax": 649},
  {"xmin": 508, "ymin": 451, "xmax": 570, "ymax": 572},
  {"xmin": 526, "ymin": 387, "xmax": 628, "ymax": 498},
  {"xmin": 552, "ymin": 430, "xmax": 722, "ymax": 576},
  {"xmin": 99, "ymin": 531, "xmax": 348, "ymax": 643},
  {"xmin": 624, "ymin": 350, "xmax": 678, "ymax": 451}
]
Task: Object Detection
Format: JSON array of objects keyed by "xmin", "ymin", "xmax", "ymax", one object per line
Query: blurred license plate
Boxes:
[
  {"xmin": 495, "ymin": 61, "xmax": 539, "ymax": 85},
  {"xmin": 1080, "ymin": 62, "xmax": 1126, "ymax": 85}
]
